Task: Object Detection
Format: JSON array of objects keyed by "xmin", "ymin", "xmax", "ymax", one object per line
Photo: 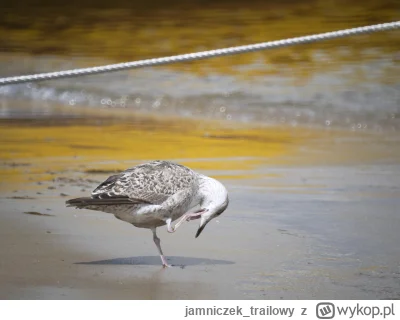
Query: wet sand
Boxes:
[
  {"xmin": 1, "ymin": 0, "xmax": 399, "ymax": 301},
  {"xmin": 1, "ymin": 117, "xmax": 399, "ymax": 299}
]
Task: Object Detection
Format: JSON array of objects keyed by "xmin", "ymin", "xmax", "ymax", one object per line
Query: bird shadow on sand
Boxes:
[{"xmin": 75, "ymin": 256, "xmax": 234, "ymax": 268}]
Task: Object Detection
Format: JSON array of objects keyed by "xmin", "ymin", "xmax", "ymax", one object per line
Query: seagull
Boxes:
[{"xmin": 65, "ymin": 160, "xmax": 229, "ymax": 267}]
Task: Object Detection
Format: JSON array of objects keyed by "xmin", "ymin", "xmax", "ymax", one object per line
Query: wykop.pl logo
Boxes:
[{"xmin": 316, "ymin": 303, "xmax": 335, "ymax": 319}]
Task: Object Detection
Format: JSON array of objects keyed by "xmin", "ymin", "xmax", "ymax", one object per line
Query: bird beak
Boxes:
[{"xmin": 195, "ymin": 216, "xmax": 208, "ymax": 238}]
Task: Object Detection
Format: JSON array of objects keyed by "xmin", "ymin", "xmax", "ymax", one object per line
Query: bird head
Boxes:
[{"xmin": 195, "ymin": 176, "xmax": 229, "ymax": 238}]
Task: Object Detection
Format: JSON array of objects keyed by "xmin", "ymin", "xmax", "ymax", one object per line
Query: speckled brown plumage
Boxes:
[{"xmin": 65, "ymin": 160, "xmax": 229, "ymax": 267}]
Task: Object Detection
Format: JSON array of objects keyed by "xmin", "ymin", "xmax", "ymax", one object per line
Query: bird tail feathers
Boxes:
[{"xmin": 65, "ymin": 197, "xmax": 143, "ymax": 208}]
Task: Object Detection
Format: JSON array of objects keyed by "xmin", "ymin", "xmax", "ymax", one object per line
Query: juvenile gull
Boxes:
[{"xmin": 66, "ymin": 160, "xmax": 229, "ymax": 267}]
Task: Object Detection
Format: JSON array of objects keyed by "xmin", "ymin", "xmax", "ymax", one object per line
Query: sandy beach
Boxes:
[
  {"xmin": 1, "ymin": 115, "xmax": 399, "ymax": 300},
  {"xmin": 0, "ymin": 0, "xmax": 399, "ymax": 301}
]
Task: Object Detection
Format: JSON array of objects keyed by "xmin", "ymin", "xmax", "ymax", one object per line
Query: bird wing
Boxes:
[{"xmin": 91, "ymin": 160, "xmax": 197, "ymax": 205}]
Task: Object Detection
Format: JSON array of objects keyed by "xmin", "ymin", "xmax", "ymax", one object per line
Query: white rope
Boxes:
[{"xmin": 1, "ymin": 21, "xmax": 399, "ymax": 85}]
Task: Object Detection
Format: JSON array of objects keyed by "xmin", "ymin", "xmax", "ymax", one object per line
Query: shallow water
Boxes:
[
  {"xmin": 1, "ymin": 57, "xmax": 399, "ymax": 132},
  {"xmin": 1, "ymin": 0, "xmax": 399, "ymax": 131}
]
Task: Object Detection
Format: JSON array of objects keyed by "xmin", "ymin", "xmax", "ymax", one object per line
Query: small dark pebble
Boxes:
[
  {"xmin": 36, "ymin": 192, "xmax": 42, "ymax": 195},
  {"xmin": 37, "ymin": 182, "xmax": 43, "ymax": 185},
  {"xmin": 48, "ymin": 186, "xmax": 56, "ymax": 190},
  {"xmin": 60, "ymin": 193, "xmax": 68, "ymax": 197},
  {"xmin": 46, "ymin": 231, "xmax": 51, "ymax": 234}
]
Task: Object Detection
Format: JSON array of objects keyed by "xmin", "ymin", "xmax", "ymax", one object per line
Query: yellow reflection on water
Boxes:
[
  {"xmin": 0, "ymin": 116, "xmax": 313, "ymax": 187},
  {"xmin": 1, "ymin": 0, "xmax": 399, "ymax": 80}
]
